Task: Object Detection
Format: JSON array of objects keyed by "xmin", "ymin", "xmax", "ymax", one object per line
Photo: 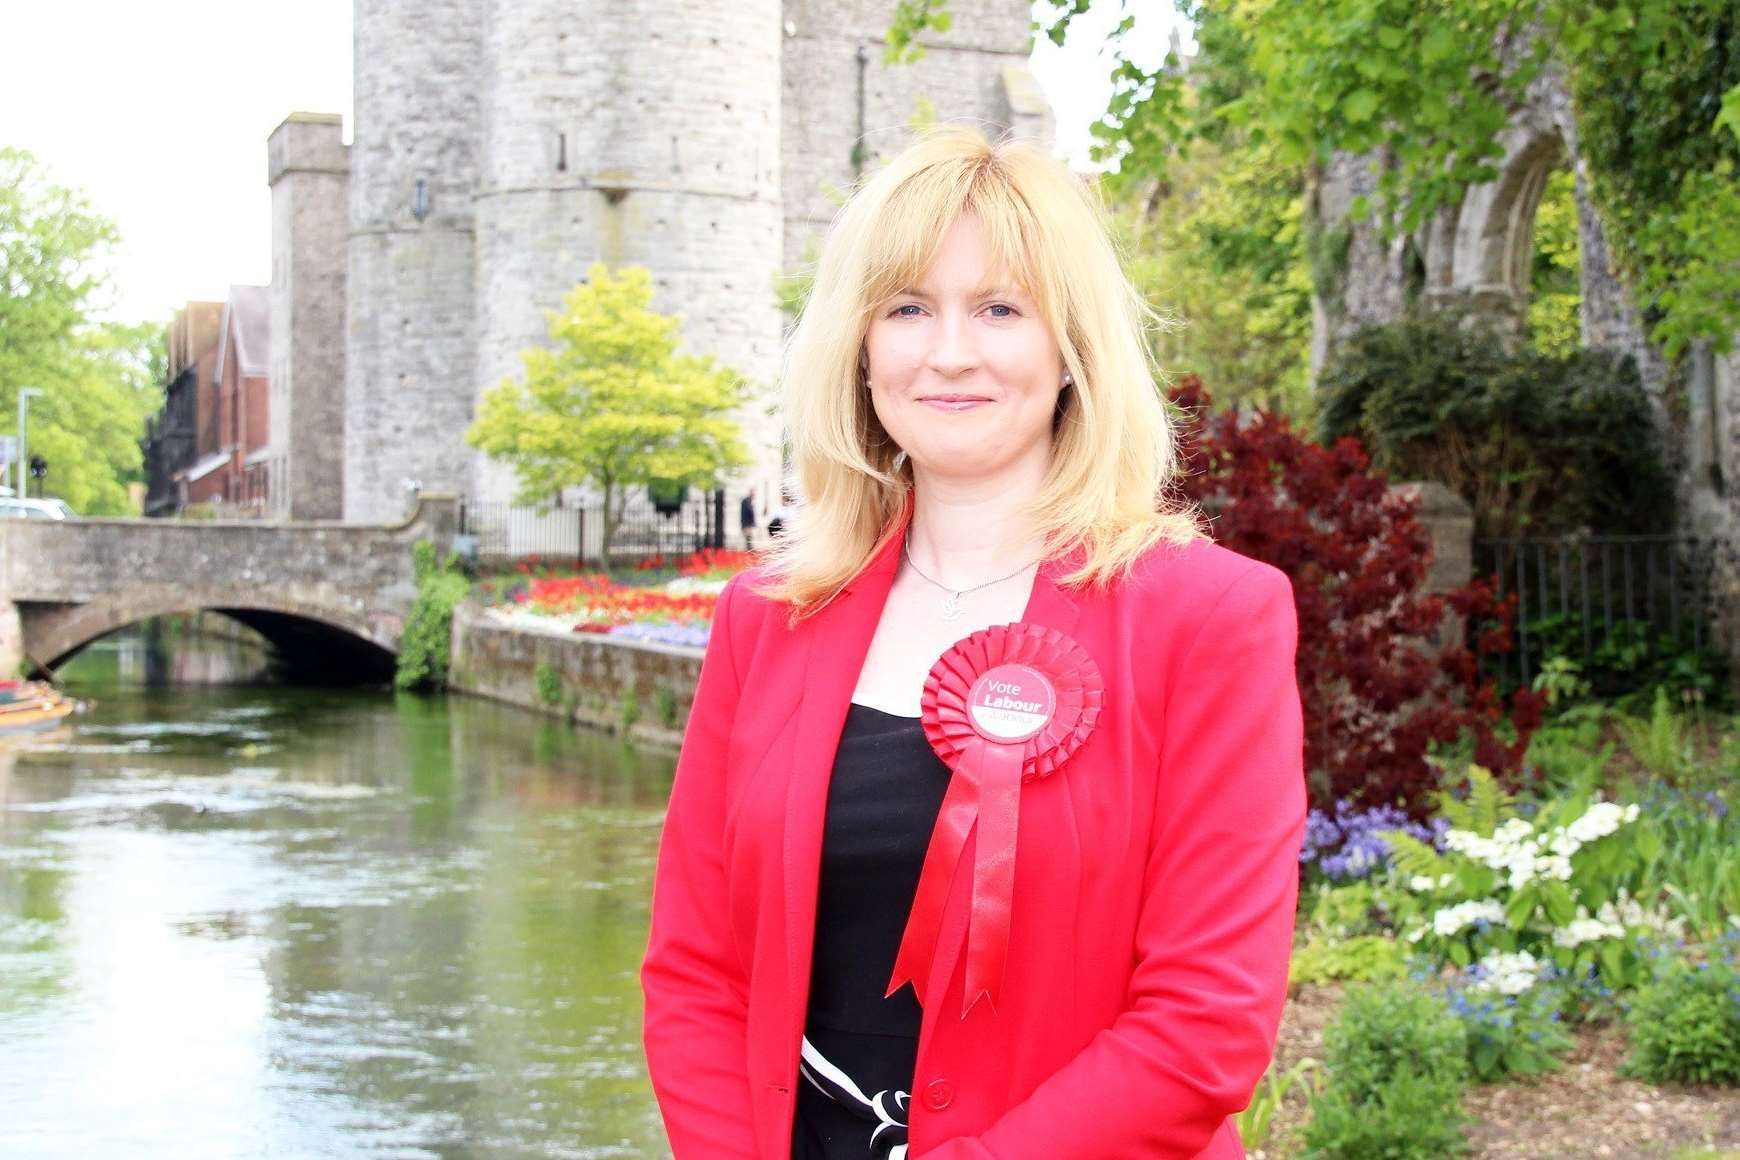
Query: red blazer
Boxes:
[{"xmin": 642, "ymin": 510, "xmax": 1306, "ymax": 1159}]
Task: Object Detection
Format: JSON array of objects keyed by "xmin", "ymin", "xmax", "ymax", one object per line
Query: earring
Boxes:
[{"xmin": 1063, "ymin": 373, "xmax": 1074, "ymax": 387}]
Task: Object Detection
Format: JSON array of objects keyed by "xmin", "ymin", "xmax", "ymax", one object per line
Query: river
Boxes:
[{"xmin": 0, "ymin": 627, "xmax": 677, "ymax": 1158}]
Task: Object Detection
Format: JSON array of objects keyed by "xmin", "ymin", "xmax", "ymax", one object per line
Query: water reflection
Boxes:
[
  {"xmin": 99, "ymin": 614, "xmax": 277, "ymax": 686},
  {"xmin": 0, "ymin": 633, "xmax": 676, "ymax": 1158}
]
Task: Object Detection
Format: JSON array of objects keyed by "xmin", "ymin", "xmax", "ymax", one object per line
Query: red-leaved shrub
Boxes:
[{"xmin": 1167, "ymin": 377, "xmax": 1546, "ymax": 816}]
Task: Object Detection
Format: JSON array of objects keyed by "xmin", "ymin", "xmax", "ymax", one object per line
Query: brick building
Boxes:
[{"xmin": 143, "ymin": 286, "xmax": 273, "ymax": 515}]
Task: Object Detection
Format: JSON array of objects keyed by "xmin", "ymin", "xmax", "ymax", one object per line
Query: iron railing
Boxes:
[
  {"xmin": 459, "ymin": 489, "xmax": 726, "ymax": 568},
  {"xmin": 1472, "ymin": 534, "xmax": 1718, "ymax": 692}
]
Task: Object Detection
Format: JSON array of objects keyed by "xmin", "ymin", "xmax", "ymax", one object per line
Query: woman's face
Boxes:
[{"xmin": 862, "ymin": 213, "xmax": 1064, "ymax": 487}]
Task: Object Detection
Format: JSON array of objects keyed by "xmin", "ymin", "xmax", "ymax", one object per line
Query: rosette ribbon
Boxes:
[{"xmin": 886, "ymin": 622, "xmax": 1102, "ymax": 1019}]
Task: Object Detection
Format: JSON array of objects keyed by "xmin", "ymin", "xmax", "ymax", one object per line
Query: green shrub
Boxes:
[
  {"xmin": 1522, "ymin": 706, "xmax": 1615, "ymax": 793},
  {"xmin": 1290, "ymin": 935, "xmax": 1409, "ymax": 986},
  {"xmin": 1624, "ymin": 944, "xmax": 1740, "ymax": 1085},
  {"xmin": 1298, "ymin": 880, "xmax": 1397, "ymax": 941},
  {"xmin": 654, "ymin": 685, "xmax": 679, "ymax": 729},
  {"xmin": 1302, "ymin": 982, "xmax": 1469, "ymax": 1159},
  {"xmin": 1315, "ymin": 307, "xmax": 1673, "ymax": 540},
  {"xmin": 534, "ymin": 659, "xmax": 563, "ymax": 707},
  {"xmin": 1513, "ymin": 615, "xmax": 1733, "ymax": 716},
  {"xmin": 396, "ymin": 540, "xmax": 471, "ymax": 691},
  {"xmin": 620, "ymin": 685, "xmax": 641, "ymax": 732},
  {"xmin": 1443, "ymin": 974, "xmax": 1577, "ymax": 1082}
]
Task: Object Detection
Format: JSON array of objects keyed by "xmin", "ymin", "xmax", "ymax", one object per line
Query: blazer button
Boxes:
[{"xmin": 922, "ymin": 1078, "xmax": 954, "ymax": 1111}]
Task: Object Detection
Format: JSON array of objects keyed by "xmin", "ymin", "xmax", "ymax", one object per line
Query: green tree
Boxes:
[
  {"xmin": 893, "ymin": 0, "xmax": 1740, "ymax": 357},
  {"xmin": 1114, "ymin": 129, "xmax": 1314, "ymax": 419},
  {"xmin": 466, "ymin": 263, "xmax": 751, "ymax": 553},
  {"xmin": 0, "ymin": 147, "xmax": 161, "ymax": 513}
]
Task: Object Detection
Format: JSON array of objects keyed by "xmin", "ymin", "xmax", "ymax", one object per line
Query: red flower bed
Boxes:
[
  {"xmin": 634, "ymin": 547, "xmax": 760, "ymax": 577},
  {"xmin": 521, "ymin": 572, "xmax": 720, "ymax": 632}
]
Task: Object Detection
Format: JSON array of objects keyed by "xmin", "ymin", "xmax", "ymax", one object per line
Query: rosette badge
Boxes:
[{"xmin": 887, "ymin": 622, "xmax": 1103, "ymax": 1018}]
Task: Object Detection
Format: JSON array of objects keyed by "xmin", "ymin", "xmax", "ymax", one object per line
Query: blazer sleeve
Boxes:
[
  {"xmin": 640, "ymin": 573, "xmax": 759, "ymax": 1159},
  {"xmin": 920, "ymin": 564, "xmax": 1307, "ymax": 1159}
]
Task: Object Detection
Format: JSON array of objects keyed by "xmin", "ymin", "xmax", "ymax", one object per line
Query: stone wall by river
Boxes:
[{"xmin": 448, "ymin": 604, "xmax": 704, "ymax": 750}]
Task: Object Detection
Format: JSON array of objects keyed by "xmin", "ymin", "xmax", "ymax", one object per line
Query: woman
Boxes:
[{"xmin": 642, "ymin": 125, "xmax": 1305, "ymax": 1159}]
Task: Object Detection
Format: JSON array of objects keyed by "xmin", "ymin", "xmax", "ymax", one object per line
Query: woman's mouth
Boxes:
[{"xmin": 919, "ymin": 395, "xmax": 991, "ymax": 412}]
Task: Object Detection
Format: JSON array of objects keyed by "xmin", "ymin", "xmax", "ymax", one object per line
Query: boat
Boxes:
[{"xmin": 0, "ymin": 679, "xmax": 76, "ymax": 735}]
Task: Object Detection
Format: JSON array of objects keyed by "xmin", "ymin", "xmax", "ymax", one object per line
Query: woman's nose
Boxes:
[{"xmin": 925, "ymin": 313, "xmax": 979, "ymax": 377}]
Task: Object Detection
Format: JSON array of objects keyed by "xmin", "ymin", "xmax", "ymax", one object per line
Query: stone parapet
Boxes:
[{"xmin": 0, "ymin": 495, "xmax": 458, "ymax": 672}]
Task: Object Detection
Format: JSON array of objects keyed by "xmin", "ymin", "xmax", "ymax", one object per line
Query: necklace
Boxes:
[{"xmin": 901, "ymin": 535, "xmax": 1043, "ymax": 622}]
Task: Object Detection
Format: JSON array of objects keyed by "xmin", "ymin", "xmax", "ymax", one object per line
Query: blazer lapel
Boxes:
[{"xmin": 779, "ymin": 504, "xmax": 911, "ymax": 1073}]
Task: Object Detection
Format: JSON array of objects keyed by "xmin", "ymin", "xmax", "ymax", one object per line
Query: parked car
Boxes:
[{"xmin": 0, "ymin": 497, "xmax": 74, "ymax": 520}]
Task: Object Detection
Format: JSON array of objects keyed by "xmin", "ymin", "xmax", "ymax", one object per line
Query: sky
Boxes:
[{"xmin": 0, "ymin": 1, "xmax": 1182, "ymax": 326}]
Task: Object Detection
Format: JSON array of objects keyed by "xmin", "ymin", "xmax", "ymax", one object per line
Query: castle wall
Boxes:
[
  {"xmin": 268, "ymin": 113, "xmax": 349, "ymax": 520},
  {"xmin": 344, "ymin": 0, "xmax": 486, "ymax": 522},
  {"xmin": 470, "ymin": 0, "xmax": 787, "ymax": 507},
  {"xmin": 779, "ymin": 0, "xmax": 1051, "ymax": 277},
  {"xmin": 316, "ymin": 0, "xmax": 1052, "ymax": 522}
]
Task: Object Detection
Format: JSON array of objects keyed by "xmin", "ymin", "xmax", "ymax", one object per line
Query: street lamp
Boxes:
[{"xmin": 16, "ymin": 388, "xmax": 42, "ymax": 499}]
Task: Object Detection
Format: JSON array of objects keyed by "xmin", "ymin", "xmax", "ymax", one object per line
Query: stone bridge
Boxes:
[{"xmin": 0, "ymin": 495, "xmax": 459, "ymax": 680}]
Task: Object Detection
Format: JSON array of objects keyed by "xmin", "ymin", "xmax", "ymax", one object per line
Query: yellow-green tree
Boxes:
[{"xmin": 466, "ymin": 263, "xmax": 751, "ymax": 553}]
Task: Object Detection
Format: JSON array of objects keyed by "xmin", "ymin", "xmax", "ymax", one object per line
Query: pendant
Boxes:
[{"xmin": 940, "ymin": 591, "xmax": 962, "ymax": 621}]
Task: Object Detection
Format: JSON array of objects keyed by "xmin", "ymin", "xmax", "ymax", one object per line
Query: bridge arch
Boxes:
[{"xmin": 24, "ymin": 587, "xmax": 400, "ymax": 681}]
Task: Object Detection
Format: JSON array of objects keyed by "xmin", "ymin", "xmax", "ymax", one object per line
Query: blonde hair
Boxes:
[{"xmin": 756, "ymin": 124, "xmax": 1205, "ymax": 616}]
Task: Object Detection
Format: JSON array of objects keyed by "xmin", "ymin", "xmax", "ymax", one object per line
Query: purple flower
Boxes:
[{"xmin": 1299, "ymin": 800, "xmax": 1448, "ymax": 880}]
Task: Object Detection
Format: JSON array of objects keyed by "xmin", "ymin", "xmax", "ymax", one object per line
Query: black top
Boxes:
[{"xmin": 791, "ymin": 702, "xmax": 951, "ymax": 1160}]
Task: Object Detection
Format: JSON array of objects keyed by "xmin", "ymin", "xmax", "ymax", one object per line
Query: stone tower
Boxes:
[
  {"xmin": 470, "ymin": 0, "xmax": 787, "ymax": 508},
  {"xmin": 267, "ymin": 113, "xmax": 349, "ymax": 521},
  {"xmin": 343, "ymin": 0, "xmax": 486, "ymax": 523},
  {"xmin": 279, "ymin": 0, "xmax": 1053, "ymax": 523}
]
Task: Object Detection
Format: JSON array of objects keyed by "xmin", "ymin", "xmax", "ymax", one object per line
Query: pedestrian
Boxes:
[
  {"xmin": 741, "ymin": 486, "xmax": 759, "ymax": 550},
  {"xmin": 642, "ymin": 124, "xmax": 1305, "ymax": 1160}
]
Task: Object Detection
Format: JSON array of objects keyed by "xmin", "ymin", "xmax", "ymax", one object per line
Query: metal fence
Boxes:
[
  {"xmin": 459, "ymin": 489, "xmax": 726, "ymax": 568},
  {"xmin": 1472, "ymin": 534, "xmax": 1719, "ymax": 691}
]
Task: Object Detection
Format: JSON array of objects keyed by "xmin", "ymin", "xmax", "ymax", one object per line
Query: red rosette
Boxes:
[{"xmin": 886, "ymin": 622, "xmax": 1103, "ymax": 1019}]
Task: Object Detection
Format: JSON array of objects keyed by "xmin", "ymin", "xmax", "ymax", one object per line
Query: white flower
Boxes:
[
  {"xmin": 1594, "ymin": 888, "xmax": 1687, "ymax": 939},
  {"xmin": 1433, "ymin": 899, "xmax": 1507, "ymax": 937},
  {"xmin": 1552, "ymin": 917, "xmax": 1625, "ymax": 948},
  {"xmin": 1468, "ymin": 950, "xmax": 1542, "ymax": 996},
  {"xmin": 1408, "ymin": 872, "xmax": 1457, "ymax": 893},
  {"xmin": 1565, "ymin": 800, "xmax": 1636, "ymax": 845}
]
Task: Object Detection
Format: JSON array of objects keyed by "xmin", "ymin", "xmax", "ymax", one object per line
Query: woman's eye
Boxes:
[
  {"xmin": 892, "ymin": 304, "xmax": 923, "ymax": 318},
  {"xmin": 986, "ymin": 303, "xmax": 1016, "ymax": 318}
]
